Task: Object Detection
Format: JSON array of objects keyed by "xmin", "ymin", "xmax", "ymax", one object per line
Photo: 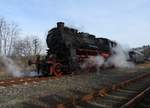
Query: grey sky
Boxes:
[{"xmin": 0, "ymin": 0, "xmax": 150, "ymax": 47}]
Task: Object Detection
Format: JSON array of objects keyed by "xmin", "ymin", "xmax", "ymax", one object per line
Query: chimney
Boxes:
[{"xmin": 57, "ymin": 22, "xmax": 64, "ymax": 31}]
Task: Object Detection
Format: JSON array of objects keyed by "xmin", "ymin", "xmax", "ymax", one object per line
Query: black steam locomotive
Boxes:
[{"xmin": 29, "ymin": 22, "xmax": 117, "ymax": 76}]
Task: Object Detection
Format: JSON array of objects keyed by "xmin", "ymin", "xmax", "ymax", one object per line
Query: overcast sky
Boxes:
[{"xmin": 0, "ymin": 0, "xmax": 150, "ymax": 47}]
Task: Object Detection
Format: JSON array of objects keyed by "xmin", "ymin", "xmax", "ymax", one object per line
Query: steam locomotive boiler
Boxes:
[{"xmin": 29, "ymin": 22, "xmax": 117, "ymax": 76}]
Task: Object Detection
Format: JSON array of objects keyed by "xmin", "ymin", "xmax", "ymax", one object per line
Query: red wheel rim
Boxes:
[{"xmin": 53, "ymin": 63, "xmax": 63, "ymax": 77}]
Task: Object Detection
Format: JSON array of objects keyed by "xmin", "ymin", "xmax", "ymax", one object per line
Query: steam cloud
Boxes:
[
  {"xmin": 23, "ymin": 71, "xmax": 42, "ymax": 77},
  {"xmin": 0, "ymin": 56, "xmax": 41, "ymax": 77},
  {"xmin": 82, "ymin": 56, "xmax": 104, "ymax": 69},
  {"xmin": 0, "ymin": 56, "xmax": 22, "ymax": 77},
  {"xmin": 105, "ymin": 44, "xmax": 134, "ymax": 68},
  {"xmin": 81, "ymin": 44, "xmax": 134, "ymax": 71}
]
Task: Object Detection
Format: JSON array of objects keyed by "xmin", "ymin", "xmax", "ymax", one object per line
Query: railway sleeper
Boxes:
[
  {"xmin": 122, "ymin": 84, "xmax": 150, "ymax": 92},
  {"xmin": 113, "ymin": 89, "xmax": 138, "ymax": 95},
  {"xmin": 91, "ymin": 80, "xmax": 150, "ymax": 108},
  {"xmin": 78, "ymin": 101, "xmax": 109, "ymax": 108},
  {"xmin": 88, "ymin": 96, "xmax": 128, "ymax": 108},
  {"xmin": 137, "ymin": 104, "xmax": 150, "ymax": 108},
  {"xmin": 134, "ymin": 94, "xmax": 150, "ymax": 108}
]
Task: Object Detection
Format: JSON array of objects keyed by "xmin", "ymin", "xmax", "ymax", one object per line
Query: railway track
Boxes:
[
  {"xmin": 121, "ymin": 86, "xmax": 150, "ymax": 108},
  {"xmin": 0, "ymin": 76, "xmax": 52, "ymax": 87},
  {"xmin": 56, "ymin": 72, "xmax": 150, "ymax": 108},
  {"xmin": 134, "ymin": 90, "xmax": 150, "ymax": 108},
  {"xmin": 0, "ymin": 72, "xmax": 150, "ymax": 108}
]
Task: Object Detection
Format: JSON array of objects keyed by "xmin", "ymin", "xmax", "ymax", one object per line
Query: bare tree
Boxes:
[
  {"xmin": 32, "ymin": 36, "xmax": 42, "ymax": 55},
  {"xmin": 7, "ymin": 23, "xmax": 19, "ymax": 56},
  {"xmin": 12, "ymin": 36, "xmax": 43, "ymax": 58},
  {"xmin": 0, "ymin": 17, "xmax": 6, "ymax": 55},
  {"xmin": 0, "ymin": 17, "xmax": 20, "ymax": 56},
  {"xmin": 12, "ymin": 37, "xmax": 32, "ymax": 57}
]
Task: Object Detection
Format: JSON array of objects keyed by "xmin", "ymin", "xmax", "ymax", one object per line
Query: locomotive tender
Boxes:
[{"xmin": 29, "ymin": 22, "xmax": 117, "ymax": 76}]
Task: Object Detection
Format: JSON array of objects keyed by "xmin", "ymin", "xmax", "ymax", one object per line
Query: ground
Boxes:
[{"xmin": 0, "ymin": 62, "xmax": 150, "ymax": 108}]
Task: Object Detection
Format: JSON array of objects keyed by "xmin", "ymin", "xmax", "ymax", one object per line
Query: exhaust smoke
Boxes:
[
  {"xmin": 0, "ymin": 56, "xmax": 42, "ymax": 77},
  {"xmin": 105, "ymin": 44, "xmax": 134, "ymax": 68},
  {"xmin": 82, "ymin": 55, "xmax": 104, "ymax": 68},
  {"xmin": 81, "ymin": 55, "xmax": 105, "ymax": 73},
  {"xmin": 23, "ymin": 71, "xmax": 42, "ymax": 77},
  {"xmin": 0, "ymin": 56, "xmax": 22, "ymax": 77},
  {"xmin": 81, "ymin": 44, "xmax": 134, "ymax": 72}
]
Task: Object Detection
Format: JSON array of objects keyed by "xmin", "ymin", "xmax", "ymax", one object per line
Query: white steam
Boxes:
[
  {"xmin": 105, "ymin": 44, "xmax": 134, "ymax": 68},
  {"xmin": 81, "ymin": 44, "xmax": 134, "ymax": 71},
  {"xmin": 0, "ymin": 56, "xmax": 22, "ymax": 77},
  {"xmin": 0, "ymin": 56, "xmax": 41, "ymax": 77},
  {"xmin": 23, "ymin": 71, "xmax": 42, "ymax": 77},
  {"xmin": 81, "ymin": 56, "xmax": 104, "ymax": 73},
  {"xmin": 82, "ymin": 56, "xmax": 104, "ymax": 69}
]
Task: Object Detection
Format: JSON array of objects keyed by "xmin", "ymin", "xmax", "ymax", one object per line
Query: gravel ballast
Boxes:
[{"xmin": 0, "ymin": 67, "xmax": 150, "ymax": 108}]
